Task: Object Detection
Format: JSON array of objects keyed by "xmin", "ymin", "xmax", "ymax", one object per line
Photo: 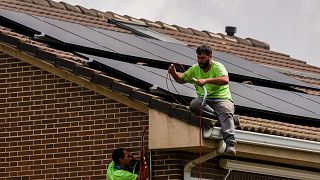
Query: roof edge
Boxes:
[{"xmin": 203, "ymin": 127, "xmax": 320, "ymax": 153}]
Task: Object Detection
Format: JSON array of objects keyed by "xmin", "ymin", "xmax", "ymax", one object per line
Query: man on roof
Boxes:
[
  {"xmin": 107, "ymin": 148, "xmax": 140, "ymax": 180},
  {"xmin": 168, "ymin": 44, "xmax": 237, "ymax": 155}
]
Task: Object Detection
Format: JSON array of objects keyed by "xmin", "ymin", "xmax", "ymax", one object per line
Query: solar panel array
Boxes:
[
  {"xmin": 0, "ymin": 8, "xmax": 317, "ymax": 90},
  {"xmin": 86, "ymin": 53, "xmax": 320, "ymax": 121},
  {"xmin": 1, "ymin": 7, "xmax": 319, "ymax": 123}
]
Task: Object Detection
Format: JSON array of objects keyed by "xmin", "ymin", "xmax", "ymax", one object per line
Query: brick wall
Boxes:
[{"xmin": 0, "ymin": 54, "xmax": 148, "ymax": 179}]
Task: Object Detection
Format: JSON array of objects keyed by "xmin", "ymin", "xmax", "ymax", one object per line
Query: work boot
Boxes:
[{"xmin": 225, "ymin": 140, "xmax": 237, "ymax": 156}]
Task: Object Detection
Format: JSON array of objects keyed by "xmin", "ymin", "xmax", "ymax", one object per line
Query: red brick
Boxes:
[
  {"xmin": 79, "ymin": 111, "xmax": 94, "ymax": 116},
  {"xmin": 0, "ymin": 113, "xmax": 10, "ymax": 118},
  {"xmin": 6, "ymin": 107, "xmax": 22, "ymax": 112},
  {"xmin": 42, "ymin": 139, "xmax": 58, "ymax": 144},
  {"xmin": 42, "ymin": 99, "xmax": 58, "ymax": 104},
  {"xmin": 54, "ymin": 101, "xmax": 71, "ymax": 107},
  {"xmin": 54, "ymin": 113, "xmax": 70, "ymax": 118},
  {"xmin": 18, "ymin": 111, "xmax": 34, "ymax": 116}
]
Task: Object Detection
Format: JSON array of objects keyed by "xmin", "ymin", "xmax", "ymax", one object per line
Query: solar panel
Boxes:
[
  {"xmin": 230, "ymin": 83, "xmax": 320, "ymax": 119},
  {"xmin": 212, "ymin": 52, "xmax": 318, "ymax": 90},
  {"xmin": 89, "ymin": 27, "xmax": 195, "ymax": 64},
  {"xmin": 0, "ymin": 7, "xmax": 318, "ymax": 91},
  {"xmin": 0, "ymin": 8, "xmax": 106, "ymax": 51},
  {"xmin": 0, "ymin": 8, "xmax": 196, "ymax": 65},
  {"xmin": 118, "ymin": 22, "xmax": 186, "ymax": 45},
  {"xmin": 140, "ymin": 38, "xmax": 318, "ymax": 90},
  {"xmin": 83, "ymin": 53, "xmax": 320, "ymax": 122},
  {"xmin": 245, "ymin": 84, "xmax": 320, "ymax": 115},
  {"xmin": 84, "ymin": 53, "xmax": 277, "ymax": 113}
]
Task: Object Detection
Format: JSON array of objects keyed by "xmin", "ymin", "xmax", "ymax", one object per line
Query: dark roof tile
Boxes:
[
  {"xmin": 108, "ymin": 11, "xmax": 130, "ymax": 21},
  {"xmin": 33, "ymin": 0, "xmax": 51, "ymax": 7},
  {"xmin": 36, "ymin": 50, "xmax": 57, "ymax": 64},
  {"xmin": 104, "ymin": 11, "xmax": 116, "ymax": 19},
  {"xmin": 168, "ymin": 105, "xmax": 191, "ymax": 123},
  {"xmin": 59, "ymin": 2, "xmax": 82, "ymax": 13},
  {"xmin": 149, "ymin": 99, "xmax": 171, "ymax": 114},
  {"xmin": 17, "ymin": 42, "xmax": 39, "ymax": 56},
  {"xmin": 203, "ymin": 30, "xmax": 224, "ymax": 40},
  {"xmin": 224, "ymin": 35, "xmax": 238, "ymax": 43},
  {"xmin": 91, "ymin": 73, "xmax": 120, "ymax": 88},
  {"xmin": 55, "ymin": 57, "xmax": 78, "ymax": 71},
  {"xmin": 129, "ymin": 90, "xmax": 159, "ymax": 105},
  {"xmin": 0, "ymin": 33, "xmax": 20, "ymax": 47},
  {"xmin": 19, "ymin": 0, "xmax": 34, "ymax": 3},
  {"xmin": 246, "ymin": 38, "xmax": 270, "ymax": 50},
  {"xmin": 75, "ymin": 5, "xmax": 98, "ymax": 17},
  {"xmin": 187, "ymin": 28, "xmax": 210, "ymax": 38},
  {"xmin": 172, "ymin": 25, "xmax": 194, "ymax": 35},
  {"xmin": 139, "ymin": 19, "xmax": 162, "ymax": 28},
  {"xmin": 73, "ymin": 65, "xmax": 96, "ymax": 79},
  {"xmin": 111, "ymin": 82, "xmax": 138, "ymax": 97},
  {"xmin": 47, "ymin": 0, "xmax": 66, "ymax": 9},
  {"xmin": 91, "ymin": 9, "xmax": 110, "ymax": 20},
  {"xmin": 188, "ymin": 114, "xmax": 212, "ymax": 128},
  {"xmin": 154, "ymin": 21, "xmax": 178, "ymax": 31},
  {"xmin": 122, "ymin": 15, "xmax": 147, "ymax": 25},
  {"xmin": 236, "ymin": 37, "xmax": 254, "ymax": 46}
]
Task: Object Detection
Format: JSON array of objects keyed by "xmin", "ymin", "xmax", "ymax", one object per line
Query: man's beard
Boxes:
[{"xmin": 199, "ymin": 60, "xmax": 210, "ymax": 69}]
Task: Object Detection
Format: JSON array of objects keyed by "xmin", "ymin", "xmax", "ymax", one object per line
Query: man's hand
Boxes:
[
  {"xmin": 168, "ymin": 64, "xmax": 177, "ymax": 76},
  {"xmin": 194, "ymin": 79, "xmax": 206, "ymax": 86},
  {"xmin": 168, "ymin": 64, "xmax": 186, "ymax": 84}
]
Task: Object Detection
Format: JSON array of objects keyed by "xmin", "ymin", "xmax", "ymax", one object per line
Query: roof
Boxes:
[{"xmin": 0, "ymin": 0, "xmax": 320, "ymax": 143}]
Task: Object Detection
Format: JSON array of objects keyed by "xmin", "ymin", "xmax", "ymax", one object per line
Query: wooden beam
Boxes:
[{"xmin": 0, "ymin": 43, "xmax": 149, "ymax": 114}]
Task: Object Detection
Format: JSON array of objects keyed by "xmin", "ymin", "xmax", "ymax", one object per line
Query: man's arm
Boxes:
[
  {"xmin": 168, "ymin": 64, "xmax": 186, "ymax": 84},
  {"xmin": 195, "ymin": 75, "xmax": 229, "ymax": 86}
]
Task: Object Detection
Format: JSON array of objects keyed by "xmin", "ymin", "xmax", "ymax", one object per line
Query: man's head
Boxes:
[
  {"xmin": 112, "ymin": 148, "xmax": 133, "ymax": 169},
  {"xmin": 196, "ymin": 45, "xmax": 212, "ymax": 69}
]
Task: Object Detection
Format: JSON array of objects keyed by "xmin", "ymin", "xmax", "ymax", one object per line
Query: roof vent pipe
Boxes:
[{"xmin": 225, "ymin": 26, "xmax": 237, "ymax": 36}]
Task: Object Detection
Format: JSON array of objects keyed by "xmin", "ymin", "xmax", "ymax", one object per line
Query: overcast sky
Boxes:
[{"xmin": 62, "ymin": 0, "xmax": 320, "ymax": 68}]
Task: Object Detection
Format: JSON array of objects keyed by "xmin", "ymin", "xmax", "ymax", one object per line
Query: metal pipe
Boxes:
[
  {"xmin": 149, "ymin": 150, "xmax": 152, "ymax": 180},
  {"xmin": 183, "ymin": 140, "xmax": 226, "ymax": 180}
]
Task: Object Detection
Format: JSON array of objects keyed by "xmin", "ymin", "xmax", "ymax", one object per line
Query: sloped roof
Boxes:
[{"xmin": 0, "ymin": 0, "xmax": 319, "ymax": 142}]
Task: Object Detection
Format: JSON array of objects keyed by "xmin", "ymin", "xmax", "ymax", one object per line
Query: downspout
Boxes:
[
  {"xmin": 184, "ymin": 140, "xmax": 226, "ymax": 180},
  {"xmin": 184, "ymin": 83, "xmax": 225, "ymax": 179},
  {"xmin": 149, "ymin": 150, "xmax": 152, "ymax": 180}
]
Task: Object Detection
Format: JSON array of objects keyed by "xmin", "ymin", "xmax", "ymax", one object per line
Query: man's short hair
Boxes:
[
  {"xmin": 196, "ymin": 45, "xmax": 212, "ymax": 56},
  {"xmin": 112, "ymin": 148, "xmax": 125, "ymax": 165}
]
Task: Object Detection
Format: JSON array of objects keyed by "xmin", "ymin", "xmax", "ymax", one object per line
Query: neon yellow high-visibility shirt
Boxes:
[
  {"xmin": 107, "ymin": 161, "xmax": 138, "ymax": 180},
  {"xmin": 182, "ymin": 60, "xmax": 232, "ymax": 100}
]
